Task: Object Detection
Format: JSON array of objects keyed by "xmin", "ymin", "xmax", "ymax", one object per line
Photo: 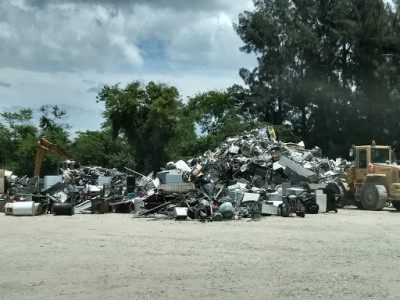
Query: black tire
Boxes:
[
  {"xmin": 281, "ymin": 204, "xmax": 289, "ymax": 217},
  {"xmin": 360, "ymin": 183, "xmax": 387, "ymax": 211},
  {"xmin": 392, "ymin": 201, "xmax": 400, "ymax": 210},
  {"xmin": 325, "ymin": 182, "xmax": 345, "ymax": 207},
  {"xmin": 355, "ymin": 201, "xmax": 364, "ymax": 210},
  {"xmin": 296, "ymin": 203, "xmax": 306, "ymax": 218},
  {"xmin": 296, "ymin": 211, "xmax": 305, "ymax": 218}
]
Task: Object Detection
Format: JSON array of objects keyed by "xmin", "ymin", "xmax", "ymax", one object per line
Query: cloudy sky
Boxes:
[{"xmin": 0, "ymin": 0, "xmax": 257, "ymax": 136}]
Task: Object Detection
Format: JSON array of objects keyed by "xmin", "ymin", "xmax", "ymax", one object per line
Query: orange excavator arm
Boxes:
[{"xmin": 34, "ymin": 138, "xmax": 73, "ymax": 177}]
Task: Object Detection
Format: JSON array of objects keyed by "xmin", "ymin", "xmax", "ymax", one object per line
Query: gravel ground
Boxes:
[{"xmin": 1, "ymin": 207, "xmax": 400, "ymax": 300}]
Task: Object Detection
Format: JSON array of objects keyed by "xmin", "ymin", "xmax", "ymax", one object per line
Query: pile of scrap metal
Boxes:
[
  {"xmin": 1, "ymin": 128, "xmax": 342, "ymax": 219},
  {"xmin": 0, "ymin": 170, "xmax": 47, "ymax": 216},
  {"xmin": 1, "ymin": 164, "xmax": 161, "ymax": 216},
  {"xmin": 2, "ymin": 166, "xmax": 132, "ymax": 215},
  {"xmin": 135, "ymin": 128, "xmax": 341, "ymax": 220}
]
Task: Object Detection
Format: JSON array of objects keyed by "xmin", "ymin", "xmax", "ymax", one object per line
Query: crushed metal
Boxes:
[{"xmin": 1, "ymin": 128, "xmax": 343, "ymax": 219}]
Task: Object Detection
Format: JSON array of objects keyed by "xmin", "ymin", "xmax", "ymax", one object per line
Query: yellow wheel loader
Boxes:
[{"xmin": 339, "ymin": 141, "xmax": 400, "ymax": 210}]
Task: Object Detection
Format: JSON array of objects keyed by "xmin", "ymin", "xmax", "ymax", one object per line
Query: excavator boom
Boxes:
[{"xmin": 34, "ymin": 138, "xmax": 73, "ymax": 177}]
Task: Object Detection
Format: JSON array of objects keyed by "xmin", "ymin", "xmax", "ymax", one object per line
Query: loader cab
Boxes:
[
  {"xmin": 370, "ymin": 147, "xmax": 390, "ymax": 164},
  {"xmin": 349, "ymin": 143, "xmax": 391, "ymax": 167},
  {"xmin": 348, "ymin": 143, "xmax": 391, "ymax": 183}
]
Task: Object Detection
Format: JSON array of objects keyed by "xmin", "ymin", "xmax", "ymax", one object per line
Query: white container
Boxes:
[
  {"xmin": 315, "ymin": 190, "xmax": 327, "ymax": 213},
  {"xmin": 133, "ymin": 198, "xmax": 144, "ymax": 213},
  {"xmin": 4, "ymin": 203, "xmax": 13, "ymax": 215},
  {"xmin": 173, "ymin": 207, "xmax": 188, "ymax": 219},
  {"xmin": 13, "ymin": 201, "xmax": 35, "ymax": 216}
]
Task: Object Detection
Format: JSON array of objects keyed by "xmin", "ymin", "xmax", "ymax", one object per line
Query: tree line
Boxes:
[
  {"xmin": 235, "ymin": 0, "xmax": 400, "ymax": 157},
  {"xmin": 2, "ymin": 0, "xmax": 400, "ymax": 176}
]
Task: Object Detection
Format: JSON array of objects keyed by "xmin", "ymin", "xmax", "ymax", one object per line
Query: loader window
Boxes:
[
  {"xmin": 357, "ymin": 149, "xmax": 367, "ymax": 168},
  {"xmin": 371, "ymin": 148, "xmax": 389, "ymax": 163}
]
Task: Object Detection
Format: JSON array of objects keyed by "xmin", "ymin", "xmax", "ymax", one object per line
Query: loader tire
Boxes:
[
  {"xmin": 360, "ymin": 183, "xmax": 387, "ymax": 211},
  {"xmin": 355, "ymin": 201, "xmax": 364, "ymax": 210},
  {"xmin": 392, "ymin": 201, "xmax": 400, "ymax": 211}
]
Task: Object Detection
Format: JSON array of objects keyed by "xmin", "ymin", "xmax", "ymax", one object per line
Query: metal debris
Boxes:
[{"xmin": 2, "ymin": 127, "xmax": 343, "ymax": 220}]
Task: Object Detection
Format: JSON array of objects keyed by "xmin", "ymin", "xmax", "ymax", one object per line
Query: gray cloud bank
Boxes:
[{"xmin": 0, "ymin": 0, "xmax": 256, "ymax": 134}]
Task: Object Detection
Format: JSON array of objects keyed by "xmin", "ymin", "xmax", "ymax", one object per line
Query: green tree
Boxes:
[
  {"xmin": 235, "ymin": 0, "xmax": 320, "ymax": 138},
  {"xmin": 97, "ymin": 81, "xmax": 192, "ymax": 172},
  {"xmin": 235, "ymin": 0, "xmax": 400, "ymax": 157},
  {"xmin": 70, "ymin": 130, "xmax": 135, "ymax": 170},
  {"xmin": 39, "ymin": 104, "xmax": 70, "ymax": 143},
  {"xmin": 35, "ymin": 105, "xmax": 73, "ymax": 176},
  {"xmin": 188, "ymin": 90, "xmax": 242, "ymax": 135},
  {"xmin": 0, "ymin": 109, "xmax": 38, "ymax": 173}
]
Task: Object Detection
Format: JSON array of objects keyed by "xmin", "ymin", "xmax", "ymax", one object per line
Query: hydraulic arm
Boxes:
[{"xmin": 34, "ymin": 138, "xmax": 73, "ymax": 177}]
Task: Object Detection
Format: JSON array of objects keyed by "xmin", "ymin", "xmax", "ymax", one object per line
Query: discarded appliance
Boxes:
[
  {"xmin": 173, "ymin": 207, "xmax": 188, "ymax": 219},
  {"xmin": 157, "ymin": 170, "xmax": 183, "ymax": 184},
  {"xmin": 261, "ymin": 200, "xmax": 282, "ymax": 215}
]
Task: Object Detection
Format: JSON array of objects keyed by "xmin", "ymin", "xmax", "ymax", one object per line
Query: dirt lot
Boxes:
[{"xmin": 1, "ymin": 208, "xmax": 400, "ymax": 300}]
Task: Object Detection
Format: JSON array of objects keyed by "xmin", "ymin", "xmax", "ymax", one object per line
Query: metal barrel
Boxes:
[
  {"xmin": 53, "ymin": 203, "xmax": 74, "ymax": 216},
  {"xmin": 13, "ymin": 201, "xmax": 35, "ymax": 216}
]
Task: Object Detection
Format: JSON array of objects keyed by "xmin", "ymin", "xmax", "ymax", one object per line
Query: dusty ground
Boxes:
[{"xmin": 1, "ymin": 208, "xmax": 400, "ymax": 300}]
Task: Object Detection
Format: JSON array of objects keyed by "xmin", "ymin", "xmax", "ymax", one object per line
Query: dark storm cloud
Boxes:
[
  {"xmin": 1, "ymin": 0, "xmax": 254, "ymax": 74},
  {"xmin": 25, "ymin": 0, "xmax": 228, "ymax": 12}
]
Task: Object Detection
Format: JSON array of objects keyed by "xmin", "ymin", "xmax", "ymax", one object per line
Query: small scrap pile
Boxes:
[{"xmin": 1, "ymin": 166, "xmax": 129, "ymax": 216}]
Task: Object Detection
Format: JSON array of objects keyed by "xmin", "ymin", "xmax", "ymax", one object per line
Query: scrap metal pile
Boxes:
[
  {"xmin": 136, "ymin": 128, "xmax": 341, "ymax": 220},
  {"xmin": 1, "ymin": 128, "xmax": 342, "ymax": 219}
]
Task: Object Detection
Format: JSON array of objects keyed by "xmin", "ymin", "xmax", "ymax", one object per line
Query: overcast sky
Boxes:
[{"xmin": 0, "ymin": 0, "xmax": 257, "ymax": 136}]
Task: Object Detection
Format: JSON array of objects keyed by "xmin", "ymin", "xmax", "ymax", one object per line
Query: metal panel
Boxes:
[
  {"xmin": 261, "ymin": 200, "xmax": 282, "ymax": 215},
  {"xmin": 278, "ymin": 155, "xmax": 318, "ymax": 183},
  {"xmin": 241, "ymin": 193, "xmax": 260, "ymax": 203},
  {"xmin": 158, "ymin": 183, "xmax": 195, "ymax": 193},
  {"xmin": 43, "ymin": 175, "xmax": 63, "ymax": 190}
]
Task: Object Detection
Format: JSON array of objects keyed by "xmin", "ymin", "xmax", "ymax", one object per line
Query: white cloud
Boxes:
[
  {"xmin": 110, "ymin": 35, "xmax": 144, "ymax": 67},
  {"xmin": 0, "ymin": 0, "xmax": 257, "ymax": 136}
]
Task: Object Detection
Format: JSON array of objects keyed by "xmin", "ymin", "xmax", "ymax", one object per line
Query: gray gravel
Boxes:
[{"xmin": 1, "ymin": 208, "xmax": 400, "ymax": 300}]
